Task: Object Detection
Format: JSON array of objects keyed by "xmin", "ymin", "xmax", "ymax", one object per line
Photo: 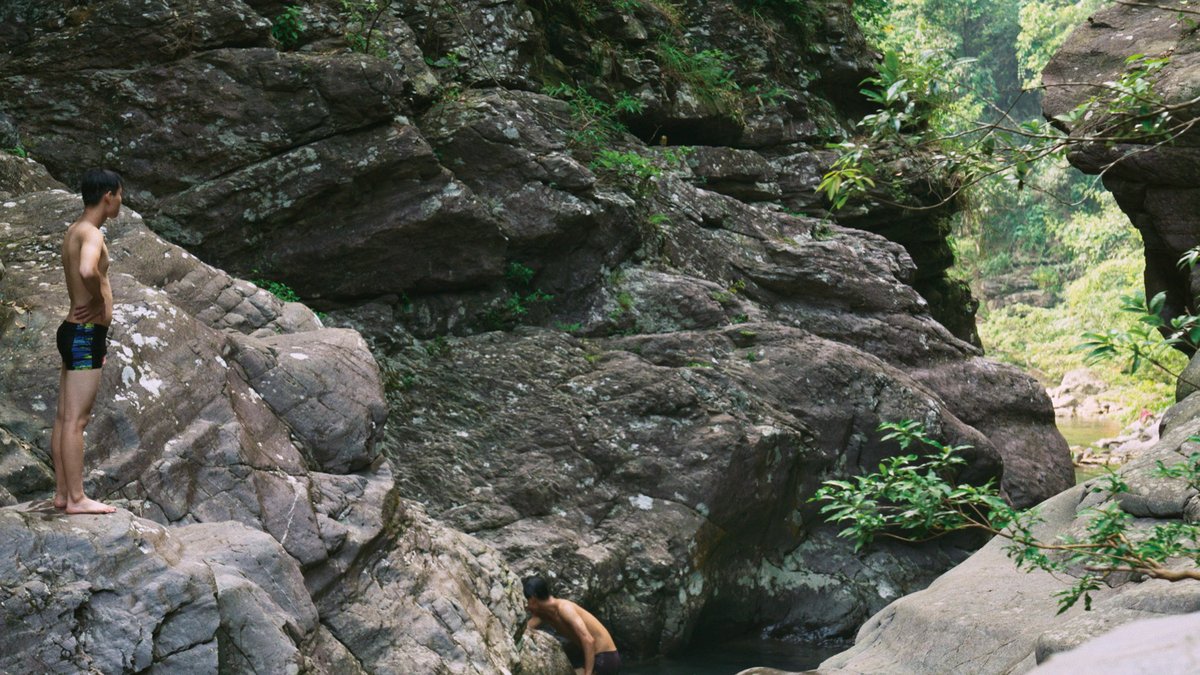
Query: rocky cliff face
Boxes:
[
  {"xmin": 0, "ymin": 0, "xmax": 1072, "ymax": 666},
  {"xmin": 1042, "ymin": 1, "xmax": 1200, "ymax": 336},
  {"xmin": 0, "ymin": 155, "xmax": 569, "ymax": 673}
]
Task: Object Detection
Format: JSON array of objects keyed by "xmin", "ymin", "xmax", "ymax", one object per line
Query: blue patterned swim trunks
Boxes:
[{"xmin": 56, "ymin": 321, "xmax": 109, "ymax": 370}]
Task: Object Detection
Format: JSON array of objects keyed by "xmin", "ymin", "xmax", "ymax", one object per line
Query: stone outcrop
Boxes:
[
  {"xmin": 1042, "ymin": 1, "xmax": 1200, "ymax": 340},
  {"xmin": 0, "ymin": 0, "xmax": 1077, "ymax": 668},
  {"xmin": 806, "ymin": 399, "xmax": 1200, "ymax": 674},
  {"xmin": 1030, "ymin": 611, "xmax": 1200, "ymax": 674},
  {"xmin": 0, "ymin": 155, "xmax": 565, "ymax": 673},
  {"xmin": 376, "ymin": 163, "xmax": 1070, "ymax": 655}
]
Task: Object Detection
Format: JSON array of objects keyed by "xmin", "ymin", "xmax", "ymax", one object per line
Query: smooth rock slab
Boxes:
[{"xmin": 1031, "ymin": 611, "xmax": 1200, "ymax": 675}]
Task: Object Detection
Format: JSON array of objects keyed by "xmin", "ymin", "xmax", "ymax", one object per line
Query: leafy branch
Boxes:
[
  {"xmin": 813, "ymin": 421, "xmax": 1200, "ymax": 613},
  {"xmin": 1077, "ymin": 245, "xmax": 1200, "ymax": 387},
  {"xmin": 820, "ymin": 48, "xmax": 1183, "ymax": 213}
]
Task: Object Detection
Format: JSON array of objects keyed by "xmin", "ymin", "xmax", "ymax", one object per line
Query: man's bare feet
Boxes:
[
  {"xmin": 64, "ymin": 497, "xmax": 116, "ymax": 514},
  {"xmin": 54, "ymin": 495, "xmax": 68, "ymax": 510}
]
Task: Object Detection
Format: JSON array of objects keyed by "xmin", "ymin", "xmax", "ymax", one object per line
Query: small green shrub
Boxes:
[
  {"xmin": 271, "ymin": 5, "xmax": 306, "ymax": 49},
  {"xmin": 542, "ymin": 83, "xmax": 645, "ymax": 152},
  {"xmin": 655, "ymin": 36, "xmax": 741, "ymax": 112},
  {"xmin": 253, "ymin": 276, "xmax": 301, "ymax": 303},
  {"xmin": 482, "ymin": 261, "xmax": 554, "ymax": 329},
  {"xmin": 340, "ymin": 0, "xmax": 392, "ymax": 57}
]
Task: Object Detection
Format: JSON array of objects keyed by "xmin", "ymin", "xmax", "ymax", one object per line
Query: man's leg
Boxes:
[
  {"xmin": 51, "ymin": 367, "xmax": 68, "ymax": 509},
  {"xmin": 58, "ymin": 368, "xmax": 114, "ymax": 514}
]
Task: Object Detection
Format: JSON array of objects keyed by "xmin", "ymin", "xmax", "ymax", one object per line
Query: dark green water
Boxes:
[{"xmin": 623, "ymin": 638, "xmax": 847, "ymax": 675}]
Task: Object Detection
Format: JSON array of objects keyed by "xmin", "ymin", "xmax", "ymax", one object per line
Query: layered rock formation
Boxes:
[
  {"xmin": 0, "ymin": 0, "xmax": 1074, "ymax": 668},
  {"xmin": 0, "ymin": 155, "xmax": 567, "ymax": 673}
]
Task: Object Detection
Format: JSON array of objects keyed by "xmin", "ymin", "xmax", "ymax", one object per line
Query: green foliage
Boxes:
[
  {"xmin": 589, "ymin": 147, "xmax": 690, "ymax": 197},
  {"xmin": 483, "ymin": 262, "xmax": 554, "ymax": 329},
  {"xmin": 978, "ymin": 243, "xmax": 1181, "ymax": 416},
  {"xmin": 1016, "ymin": 0, "xmax": 1107, "ymax": 87},
  {"xmin": 744, "ymin": 84, "xmax": 794, "ymax": 108},
  {"xmin": 816, "ymin": 47, "xmax": 977, "ymax": 210},
  {"xmin": 1077, "ymin": 290, "xmax": 1200, "ymax": 379},
  {"xmin": 424, "ymin": 335, "xmax": 451, "ymax": 358},
  {"xmin": 818, "ymin": 146, "xmax": 876, "ymax": 210},
  {"xmin": 339, "ymin": 0, "xmax": 392, "ymax": 57},
  {"xmin": 823, "ymin": 3, "xmax": 1178, "ymax": 213},
  {"xmin": 271, "ymin": 5, "xmax": 306, "ymax": 49},
  {"xmin": 1075, "ymin": 245, "xmax": 1200, "ymax": 393},
  {"xmin": 5, "ymin": 144, "xmax": 27, "ymax": 159},
  {"xmin": 506, "ymin": 261, "xmax": 536, "ymax": 286},
  {"xmin": 858, "ymin": 0, "xmax": 1024, "ymax": 113},
  {"xmin": 252, "ymin": 276, "xmax": 301, "ymax": 303},
  {"xmin": 591, "ymin": 149, "xmax": 661, "ymax": 184},
  {"xmin": 608, "ymin": 291, "xmax": 636, "ymax": 322},
  {"xmin": 654, "ymin": 36, "xmax": 741, "ymax": 111},
  {"xmin": 542, "ymin": 83, "xmax": 645, "ymax": 152},
  {"xmin": 815, "ymin": 421, "xmax": 1200, "ymax": 613},
  {"xmin": 1052, "ymin": 54, "xmax": 1174, "ymax": 141}
]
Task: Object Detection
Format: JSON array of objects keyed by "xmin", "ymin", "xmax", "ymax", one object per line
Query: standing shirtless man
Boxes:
[
  {"xmin": 51, "ymin": 168, "xmax": 122, "ymax": 515},
  {"xmin": 523, "ymin": 576, "xmax": 622, "ymax": 675}
]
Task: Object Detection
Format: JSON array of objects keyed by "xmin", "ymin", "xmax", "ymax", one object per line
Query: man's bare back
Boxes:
[
  {"xmin": 537, "ymin": 598, "xmax": 618, "ymax": 654},
  {"xmin": 523, "ymin": 576, "xmax": 621, "ymax": 675}
]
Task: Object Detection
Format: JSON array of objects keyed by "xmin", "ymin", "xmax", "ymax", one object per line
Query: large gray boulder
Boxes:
[
  {"xmin": 378, "ymin": 169, "xmax": 1070, "ymax": 655},
  {"xmin": 1030, "ymin": 611, "xmax": 1200, "ymax": 674}
]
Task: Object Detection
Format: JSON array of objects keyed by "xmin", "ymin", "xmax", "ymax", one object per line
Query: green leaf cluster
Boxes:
[
  {"xmin": 271, "ymin": 5, "xmax": 306, "ymax": 50},
  {"xmin": 340, "ymin": 0, "xmax": 392, "ymax": 57},
  {"xmin": 815, "ymin": 421, "xmax": 1200, "ymax": 613},
  {"xmin": 541, "ymin": 83, "xmax": 646, "ymax": 152},
  {"xmin": 252, "ymin": 277, "xmax": 302, "ymax": 303},
  {"xmin": 654, "ymin": 36, "xmax": 741, "ymax": 112}
]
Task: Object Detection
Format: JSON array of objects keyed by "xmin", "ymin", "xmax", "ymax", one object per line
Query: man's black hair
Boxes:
[
  {"xmin": 81, "ymin": 168, "xmax": 122, "ymax": 207},
  {"xmin": 523, "ymin": 575, "xmax": 550, "ymax": 600}
]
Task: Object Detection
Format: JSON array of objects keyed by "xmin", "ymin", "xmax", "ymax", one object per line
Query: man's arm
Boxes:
[
  {"xmin": 73, "ymin": 232, "xmax": 105, "ymax": 322},
  {"xmin": 560, "ymin": 605, "xmax": 596, "ymax": 675}
]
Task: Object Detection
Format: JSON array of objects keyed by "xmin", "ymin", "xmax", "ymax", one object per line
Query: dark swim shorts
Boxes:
[
  {"xmin": 565, "ymin": 646, "xmax": 622, "ymax": 674},
  {"xmin": 56, "ymin": 321, "xmax": 109, "ymax": 370}
]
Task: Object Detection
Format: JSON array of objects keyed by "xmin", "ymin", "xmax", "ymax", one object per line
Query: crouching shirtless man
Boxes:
[
  {"xmin": 523, "ymin": 576, "xmax": 622, "ymax": 675},
  {"xmin": 52, "ymin": 168, "xmax": 122, "ymax": 515}
]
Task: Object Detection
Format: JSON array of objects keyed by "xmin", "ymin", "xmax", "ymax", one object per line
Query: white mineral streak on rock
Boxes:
[{"xmin": 629, "ymin": 494, "xmax": 653, "ymax": 510}]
